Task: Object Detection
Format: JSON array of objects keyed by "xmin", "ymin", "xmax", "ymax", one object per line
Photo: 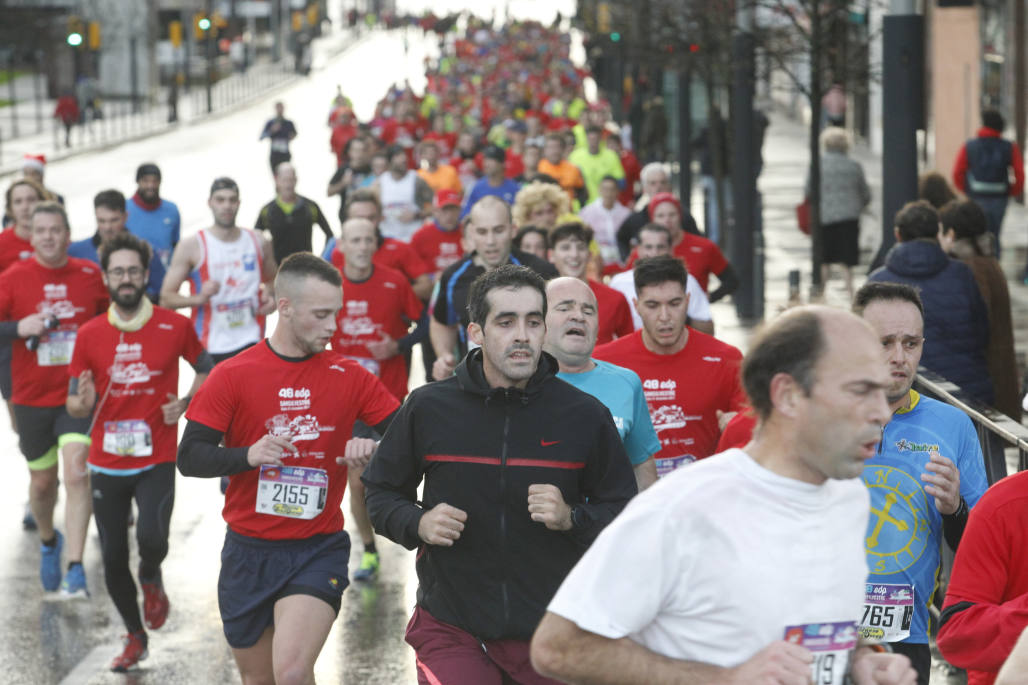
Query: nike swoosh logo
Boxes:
[{"xmin": 540, "ymin": 439, "xmax": 560, "ymax": 447}]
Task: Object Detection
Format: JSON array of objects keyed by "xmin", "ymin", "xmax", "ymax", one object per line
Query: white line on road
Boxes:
[{"xmin": 58, "ymin": 643, "xmax": 117, "ymax": 685}]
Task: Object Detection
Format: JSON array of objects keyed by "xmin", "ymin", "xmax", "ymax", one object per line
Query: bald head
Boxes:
[
  {"xmin": 544, "ymin": 277, "xmax": 599, "ymax": 370},
  {"xmin": 469, "ymin": 195, "xmax": 512, "ymax": 227},
  {"xmin": 275, "ymin": 163, "xmax": 297, "ymax": 196}
]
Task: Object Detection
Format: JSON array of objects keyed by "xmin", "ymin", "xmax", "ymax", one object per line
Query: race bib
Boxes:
[
  {"xmin": 213, "ymin": 300, "xmax": 255, "ymax": 330},
  {"xmin": 256, "ymin": 464, "xmax": 328, "ymax": 520},
  {"xmin": 36, "ymin": 329, "xmax": 76, "ymax": 366},
  {"xmin": 345, "ymin": 356, "xmax": 380, "ymax": 376},
  {"xmin": 102, "ymin": 420, "xmax": 153, "ymax": 457},
  {"xmin": 783, "ymin": 622, "xmax": 856, "ymax": 685},
  {"xmin": 656, "ymin": 454, "xmax": 696, "ymax": 478},
  {"xmin": 859, "ymin": 583, "xmax": 914, "ymax": 642}
]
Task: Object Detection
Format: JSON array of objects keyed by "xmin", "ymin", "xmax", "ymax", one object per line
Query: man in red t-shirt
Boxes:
[
  {"xmin": 329, "ymin": 189, "xmax": 433, "ymax": 300},
  {"xmin": 595, "ymin": 256, "xmax": 746, "ymax": 477},
  {"xmin": 547, "ymin": 222, "xmax": 632, "ymax": 345},
  {"xmin": 0, "ymin": 202, "xmax": 108, "ymax": 595},
  {"xmin": 67, "ymin": 232, "xmax": 213, "ymax": 671},
  {"xmin": 411, "ymin": 190, "xmax": 465, "ymax": 276},
  {"xmin": 178, "ymin": 253, "xmax": 399, "ymax": 684},
  {"xmin": 331, "ymin": 217, "xmax": 424, "ymax": 582}
]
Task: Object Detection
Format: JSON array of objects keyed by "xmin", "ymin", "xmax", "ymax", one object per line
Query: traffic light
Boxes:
[
  {"xmin": 198, "ymin": 17, "xmax": 211, "ymax": 31},
  {"xmin": 169, "ymin": 20, "xmax": 183, "ymax": 47},
  {"xmin": 610, "ymin": 32, "xmax": 621, "ymax": 42},
  {"xmin": 66, "ymin": 16, "xmax": 84, "ymax": 47},
  {"xmin": 292, "ymin": 11, "xmax": 303, "ymax": 32},
  {"xmin": 87, "ymin": 21, "xmax": 101, "ymax": 50}
]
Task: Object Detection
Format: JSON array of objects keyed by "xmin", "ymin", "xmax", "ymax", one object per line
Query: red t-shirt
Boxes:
[
  {"xmin": 588, "ymin": 279, "xmax": 633, "ymax": 345},
  {"xmin": 715, "ymin": 410, "xmax": 757, "ymax": 453},
  {"xmin": 330, "ymin": 123, "xmax": 360, "ymax": 165},
  {"xmin": 423, "ymin": 131, "xmax": 457, "ymax": 158},
  {"xmin": 331, "ymin": 266, "xmax": 423, "ymax": 401},
  {"xmin": 185, "ymin": 341, "xmax": 399, "ymax": 540},
  {"xmin": 411, "ymin": 221, "xmax": 464, "ymax": 274},
  {"xmin": 0, "ymin": 228, "xmax": 33, "ymax": 274},
  {"xmin": 0, "ymin": 257, "xmax": 108, "ymax": 406},
  {"xmin": 594, "ymin": 329, "xmax": 746, "ymax": 476},
  {"xmin": 626, "ymin": 233, "xmax": 729, "ymax": 292},
  {"xmin": 69, "ymin": 306, "xmax": 204, "ymax": 470},
  {"xmin": 331, "ymin": 238, "xmax": 432, "ymax": 283}
]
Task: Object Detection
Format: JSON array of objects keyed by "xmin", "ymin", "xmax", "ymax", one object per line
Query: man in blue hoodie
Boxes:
[{"xmin": 868, "ymin": 200, "xmax": 992, "ymax": 405}]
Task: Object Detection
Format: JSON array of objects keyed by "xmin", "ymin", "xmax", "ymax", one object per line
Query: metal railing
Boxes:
[{"xmin": 913, "ymin": 368, "xmax": 1028, "ymax": 485}]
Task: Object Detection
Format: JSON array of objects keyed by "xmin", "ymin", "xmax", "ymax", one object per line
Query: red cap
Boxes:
[
  {"xmin": 648, "ymin": 192, "xmax": 682, "ymax": 219},
  {"xmin": 435, "ymin": 189, "xmax": 462, "ymax": 208},
  {"xmin": 22, "ymin": 154, "xmax": 46, "ymax": 171}
]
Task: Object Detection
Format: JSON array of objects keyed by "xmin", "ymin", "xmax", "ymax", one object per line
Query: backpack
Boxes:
[{"xmin": 965, "ymin": 136, "xmax": 1012, "ymax": 196}]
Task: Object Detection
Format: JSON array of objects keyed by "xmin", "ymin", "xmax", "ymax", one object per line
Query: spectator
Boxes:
[
  {"xmin": 805, "ymin": 127, "xmax": 871, "ymax": 299},
  {"xmin": 868, "ymin": 200, "xmax": 993, "ymax": 405},
  {"xmin": 54, "ymin": 91, "xmax": 79, "ymax": 148},
  {"xmin": 938, "ymin": 200, "xmax": 1019, "ymax": 419},
  {"xmin": 952, "ymin": 109, "xmax": 1024, "ymax": 257},
  {"xmin": 918, "ymin": 171, "xmax": 959, "ymax": 210},
  {"xmin": 692, "ymin": 108, "xmax": 731, "ymax": 244}
]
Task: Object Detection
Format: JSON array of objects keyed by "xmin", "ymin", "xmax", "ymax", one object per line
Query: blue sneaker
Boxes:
[
  {"xmin": 60, "ymin": 563, "xmax": 89, "ymax": 598},
  {"xmin": 40, "ymin": 531, "xmax": 63, "ymax": 592}
]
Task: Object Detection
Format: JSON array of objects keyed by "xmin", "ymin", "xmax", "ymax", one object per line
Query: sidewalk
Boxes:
[
  {"xmin": 709, "ymin": 111, "xmax": 1028, "ymax": 378},
  {"xmin": 0, "ymin": 25, "xmax": 364, "ymax": 178}
]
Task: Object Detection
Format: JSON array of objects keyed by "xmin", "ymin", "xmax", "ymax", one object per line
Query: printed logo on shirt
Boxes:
[
  {"xmin": 111, "ymin": 361, "xmax": 153, "ymax": 386},
  {"xmin": 158, "ymin": 323, "xmax": 174, "ymax": 330},
  {"xmin": 265, "ymin": 413, "xmax": 334, "ymax": 443},
  {"xmin": 701, "ymin": 356, "xmax": 722, "ymax": 362},
  {"xmin": 346, "ymin": 301, "xmax": 368, "ymax": 316},
  {"xmin": 894, "ymin": 439, "xmax": 940, "ymax": 453},
  {"xmin": 642, "ymin": 378, "xmax": 676, "ymax": 401},
  {"xmin": 862, "ymin": 465, "xmax": 931, "ymax": 575},
  {"xmin": 651, "ymin": 405, "xmax": 687, "ymax": 431},
  {"xmin": 341, "ymin": 316, "xmax": 377, "ymax": 338},
  {"xmin": 115, "ymin": 342, "xmax": 143, "ymax": 362},
  {"xmin": 242, "ymin": 253, "xmax": 257, "ymax": 272},
  {"xmin": 278, "ymin": 387, "xmax": 311, "ymax": 411}
]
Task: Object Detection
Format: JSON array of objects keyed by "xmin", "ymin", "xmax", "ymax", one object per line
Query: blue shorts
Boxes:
[{"xmin": 217, "ymin": 528, "xmax": 351, "ymax": 648}]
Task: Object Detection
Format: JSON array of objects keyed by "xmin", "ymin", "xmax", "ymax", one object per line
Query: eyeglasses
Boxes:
[{"xmin": 107, "ymin": 267, "xmax": 145, "ymax": 280}]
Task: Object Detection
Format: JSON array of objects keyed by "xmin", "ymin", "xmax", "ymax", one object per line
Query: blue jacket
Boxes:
[{"xmin": 869, "ymin": 239, "xmax": 993, "ymax": 404}]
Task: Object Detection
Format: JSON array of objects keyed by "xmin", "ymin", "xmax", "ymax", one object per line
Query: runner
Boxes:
[
  {"xmin": 160, "ymin": 177, "xmax": 277, "ymax": 364},
  {"xmin": 331, "ymin": 217, "xmax": 425, "ymax": 581},
  {"xmin": 543, "ymin": 276, "xmax": 659, "ymax": 490},
  {"xmin": 66, "ymin": 232, "xmax": 212, "ymax": 671},
  {"xmin": 547, "ymin": 222, "xmax": 632, "ymax": 344},
  {"xmin": 177, "ymin": 252, "xmax": 399, "ymax": 684},
  {"xmin": 461, "ymin": 145, "xmax": 522, "ymax": 220},
  {"xmin": 362, "ymin": 264, "xmax": 636, "ymax": 685},
  {"xmin": 125, "ymin": 163, "xmax": 181, "ymax": 271},
  {"xmin": 259, "ymin": 102, "xmax": 297, "ymax": 174},
  {"xmin": 532, "ymin": 306, "xmax": 915, "ymax": 685},
  {"xmin": 325, "ymin": 189, "xmax": 433, "ymax": 300},
  {"xmin": 430, "ymin": 196, "xmax": 557, "ymax": 379},
  {"xmin": 608, "ymin": 224, "xmax": 714, "ymax": 335},
  {"xmin": 254, "ymin": 162, "xmax": 334, "ymax": 264},
  {"xmin": 0, "ymin": 202, "xmax": 108, "ymax": 595},
  {"xmin": 853, "ymin": 281, "xmax": 987, "ymax": 685},
  {"xmin": 567, "ymin": 126, "xmax": 625, "ymax": 204},
  {"xmin": 69, "ymin": 189, "xmax": 166, "ymax": 301},
  {"xmin": 372, "ymin": 145, "xmax": 434, "ymax": 242},
  {"xmin": 595, "ymin": 256, "xmax": 746, "ymax": 476}
]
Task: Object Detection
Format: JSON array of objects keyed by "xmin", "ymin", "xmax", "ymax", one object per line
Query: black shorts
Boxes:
[
  {"xmin": 217, "ymin": 529, "xmax": 350, "ymax": 648},
  {"xmin": 0, "ymin": 342, "xmax": 11, "ymax": 400},
  {"xmin": 13, "ymin": 404, "xmax": 91, "ymax": 470}
]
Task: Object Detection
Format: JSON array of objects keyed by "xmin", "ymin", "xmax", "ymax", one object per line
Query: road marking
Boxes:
[{"xmin": 59, "ymin": 643, "xmax": 115, "ymax": 685}]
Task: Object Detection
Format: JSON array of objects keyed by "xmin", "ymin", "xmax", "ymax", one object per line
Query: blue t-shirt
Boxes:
[
  {"xmin": 862, "ymin": 390, "xmax": 987, "ymax": 644},
  {"xmin": 126, "ymin": 198, "xmax": 181, "ymax": 270},
  {"xmin": 460, "ymin": 178, "xmax": 521, "ymax": 220},
  {"xmin": 68, "ymin": 234, "xmax": 166, "ymax": 300},
  {"xmin": 557, "ymin": 359, "xmax": 660, "ymax": 466}
]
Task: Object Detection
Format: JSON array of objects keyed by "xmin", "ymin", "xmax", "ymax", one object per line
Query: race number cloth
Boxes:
[
  {"xmin": 784, "ymin": 622, "xmax": 857, "ymax": 685},
  {"xmin": 186, "ymin": 341, "xmax": 398, "ymax": 540}
]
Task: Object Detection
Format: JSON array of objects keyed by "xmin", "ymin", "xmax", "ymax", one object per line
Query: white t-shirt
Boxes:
[
  {"xmin": 609, "ymin": 270, "xmax": 711, "ymax": 329},
  {"xmin": 547, "ymin": 448, "xmax": 870, "ymax": 668}
]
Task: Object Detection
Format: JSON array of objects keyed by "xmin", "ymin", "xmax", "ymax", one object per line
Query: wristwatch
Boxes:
[{"xmin": 569, "ymin": 504, "xmax": 591, "ymax": 530}]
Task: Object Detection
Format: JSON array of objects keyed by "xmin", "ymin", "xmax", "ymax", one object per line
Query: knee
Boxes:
[
  {"xmin": 61, "ymin": 445, "xmax": 89, "ymax": 488},
  {"xmin": 29, "ymin": 468, "xmax": 58, "ymax": 499},
  {"xmin": 273, "ymin": 661, "xmax": 314, "ymax": 685}
]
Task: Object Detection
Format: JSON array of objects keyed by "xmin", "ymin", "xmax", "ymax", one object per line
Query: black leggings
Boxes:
[{"xmin": 91, "ymin": 463, "xmax": 176, "ymax": 633}]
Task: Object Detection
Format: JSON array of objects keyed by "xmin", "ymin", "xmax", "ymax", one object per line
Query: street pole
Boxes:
[
  {"xmin": 271, "ymin": 0, "xmax": 281, "ymax": 62},
  {"xmin": 730, "ymin": 1, "xmax": 761, "ymax": 320},
  {"xmin": 869, "ymin": 0, "xmax": 922, "ymax": 272},
  {"xmin": 205, "ymin": 0, "xmax": 214, "ymax": 114},
  {"xmin": 7, "ymin": 55, "xmax": 19, "ymax": 139},
  {"xmin": 1016, "ymin": 0, "xmax": 1026, "ymax": 203},
  {"xmin": 130, "ymin": 37, "xmax": 140, "ymax": 113},
  {"xmin": 677, "ymin": 66, "xmax": 693, "ymax": 207}
]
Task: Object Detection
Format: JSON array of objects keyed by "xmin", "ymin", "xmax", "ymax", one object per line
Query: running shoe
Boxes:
[
  {"xmin": 22, "ymin": 503, "xmax": 37, "ymax": 531},
  {"xmin": 40, "ymin": 531, "xmax": 63, "ymax": 592},
  {"xmin": 141, "ymin": 574, "xmax": 170, "ymax": 630},
  {"xmin": 353, "ymin": 551, "xmax": 379, "ymax": 581},
  {"xmin": 110, "ymin": 631, "xmax": 148, "ymax": 672},
  {"xmin": 59, "ymin": 564, "xmax": 89, "ymax": 598}
]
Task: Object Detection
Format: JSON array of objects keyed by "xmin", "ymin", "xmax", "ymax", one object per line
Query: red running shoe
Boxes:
[
  {"xmin": 141, "ymin": 577, "xmax": 170, "ymax": 630},
  {"xmin": 110, "ymin": 631, "xmax": 148, "ymax": 672}
]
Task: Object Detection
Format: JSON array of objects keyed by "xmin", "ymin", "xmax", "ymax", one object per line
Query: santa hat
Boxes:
[{"xmin": 22, "ymin": 154, "xmax": 46, "ymax": 172}]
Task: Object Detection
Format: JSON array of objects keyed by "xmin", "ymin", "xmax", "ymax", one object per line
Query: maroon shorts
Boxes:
[{"xmin": 405, "ymin": 605, "xmax": 561, "ymax": 685}]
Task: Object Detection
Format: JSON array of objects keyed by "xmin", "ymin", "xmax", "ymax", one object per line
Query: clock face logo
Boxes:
[{"xmin": 863, "ymin": 465, "xmax": 931, "ymax": 574}]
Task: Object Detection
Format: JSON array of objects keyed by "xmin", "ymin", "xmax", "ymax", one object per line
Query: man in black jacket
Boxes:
[{"xmin": 363, "ymin": 265, "xmax": 636, "ymax": 685}]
